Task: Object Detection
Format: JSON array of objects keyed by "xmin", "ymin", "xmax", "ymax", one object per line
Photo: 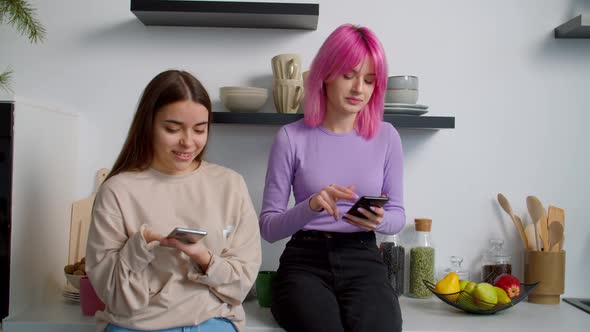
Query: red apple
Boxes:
[{"xmin": 493, "ymin": 273, "xmax": 521, "ymax": 299}]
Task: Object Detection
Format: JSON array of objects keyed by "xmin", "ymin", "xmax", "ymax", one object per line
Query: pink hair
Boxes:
[{"xmin": 304, "ymin": 24, "xmax": 388, "ymax": 139}]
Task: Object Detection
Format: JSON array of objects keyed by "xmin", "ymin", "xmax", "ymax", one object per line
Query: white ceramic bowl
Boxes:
[
  {"xmin": 385, "ymin": 89, "xmax": 419, "ymax": 104},
  {"xmin": 387, "ymin": 76, "xmax": 419, "ymax": 90},
  {"xmin": 221, "ymin": 91, "xmax": 268, "ymax": 112},
  {"xmin": 220, "ymin": 86, "xmax": 267, "ymax": 95},
  {"xmin": 65, "ymin": 273, "xmax": 84, "ymax": 290}
]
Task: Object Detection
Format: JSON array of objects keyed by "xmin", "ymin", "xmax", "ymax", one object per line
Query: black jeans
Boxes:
[{"xmin": 271, "ymin": 230, "xmax": 403, "ymax": 332}]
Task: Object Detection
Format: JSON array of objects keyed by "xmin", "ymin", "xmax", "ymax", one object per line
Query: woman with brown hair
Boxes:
[{"xmin": 86, "ymin": 70, "xmax": 261, "ymax": 332}]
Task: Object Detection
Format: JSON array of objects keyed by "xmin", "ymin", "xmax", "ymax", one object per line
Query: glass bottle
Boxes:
[
  {"xmin": 481, "ymin": 239, "xmax": 512, "ymax": 284},
  {"xmin": 408, "ymin": 218, "xmax": 435, "ymax": 298},
  {"xmin": 441, "ymin": 256, "xmax": 470, "ymax": 281},
  {"xmin": 379, "ymin": 234, "xmax": 405, "ymax": 297}
]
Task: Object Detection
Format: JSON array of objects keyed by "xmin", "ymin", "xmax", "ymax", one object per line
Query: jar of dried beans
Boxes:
[
  {"xmin": 480, "ymin": 239, "xmax": 512, "ymax": 284},
  {"xmin": 380, "ymin": 234, "xmax": 405, "ymax": 297},
  {"xmin": 408, "ymin": 218, "xmax": 435, "ymax": 298}
]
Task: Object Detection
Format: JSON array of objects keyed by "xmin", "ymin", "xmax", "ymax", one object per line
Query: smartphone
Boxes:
[
  {"xmin": 166, "ymin": 227, "xmax": 207, "ymax": 244},
  {"xmin": 345, "ymin": 196, "xmax": 389, "ymax": 219}
]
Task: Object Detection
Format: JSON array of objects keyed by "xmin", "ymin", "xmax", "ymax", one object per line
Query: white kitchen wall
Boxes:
[
  {"xmin": 7, "ymin": 99, "xmax": 78, "ymax": 316},
  {"xmin": 1, "ymin": 0, "xmax": 589, "ymax": 309}
]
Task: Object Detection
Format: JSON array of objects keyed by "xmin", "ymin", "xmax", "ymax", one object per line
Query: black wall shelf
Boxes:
[
  {"xmin": 554, "ymin": 15, "xmax": 590, "ymax": 38},
  {"xmin": 212, "ymin": 112, "xmax": 455, "ymax": 129},
  {"xmin": 131, "ymin": 0, "xmax": 319, "ymax": 30}
]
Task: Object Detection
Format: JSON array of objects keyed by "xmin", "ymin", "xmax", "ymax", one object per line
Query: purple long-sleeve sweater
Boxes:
[{"xmin": 259, "ymin": 119, "xmax": 406, "ymax": 243}]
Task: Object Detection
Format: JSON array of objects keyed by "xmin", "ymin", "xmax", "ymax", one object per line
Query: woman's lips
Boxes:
[
  {"xmin": 174, "ymin": 151, "xmax": 193, "ymax": 161},
  {"xmin": 346, "ymin": 97, "xmax": 362, "ymax": 105}
]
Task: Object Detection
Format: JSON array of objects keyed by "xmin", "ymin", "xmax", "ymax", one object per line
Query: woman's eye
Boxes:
[
  {"xmin": 165, "ymin": 127, "xmax": 180, "ymax": 133},
  {"xmin": 364, "ymin": 79, "xmax": 375, "ymax": 85},
  {"xmin": 194, "ymin": 129, "xmax": 206, "ymax": 134},
  {"xmin": 343, "ymin": 73, "xmax": 354, "ymax": 79}
]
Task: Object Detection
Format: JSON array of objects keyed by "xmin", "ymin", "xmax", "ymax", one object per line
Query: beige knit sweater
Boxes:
[{"xmin": 85, "ymin": 162, "xmax": 261, "ymax": 331}]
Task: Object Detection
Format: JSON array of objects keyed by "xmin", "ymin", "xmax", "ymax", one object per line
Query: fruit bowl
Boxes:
[
  {"xmin": 423, "ymin": 280, "xmax": 539, "ymax": 314},
  {"xmin": 65, "ymin": 273, "xmax": 84, "ymax": 290}
]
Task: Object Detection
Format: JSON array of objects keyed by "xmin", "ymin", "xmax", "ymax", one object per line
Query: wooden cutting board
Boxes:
[{"xmin": 67, "ymin": 168, "xmax": 109, "ymax": 265}]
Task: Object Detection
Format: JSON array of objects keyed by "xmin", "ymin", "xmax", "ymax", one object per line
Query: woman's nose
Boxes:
[
  {"xmin": 352, "ymin": 78, "xmax": 363, "ymax": 92},
  {"xmin": 179, "ymin": 131, "xmax": 193, "ymax": 146}
]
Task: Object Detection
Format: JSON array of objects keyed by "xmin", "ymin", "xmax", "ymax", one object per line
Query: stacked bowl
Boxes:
[
  {"xmin": 272, "ymin": 53, "xmax": 304, "ymax": 114},
  {"xmin": 219, "ymin": 86, "xmax": 268, "ymax": 113},
  {"xmin": 386, "ymin": 75, "xmax": 419, "ymax": 104},
  {"xmin": 385, "ymin": 75, "xmax": 428, "ymax": 116}
]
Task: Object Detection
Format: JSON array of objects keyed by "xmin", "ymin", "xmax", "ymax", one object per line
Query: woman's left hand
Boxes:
[
  {"xmin": 160, "ymin": 238, "xmax": 212, "ymax": 271},
  {"xmin": 343, "ymin": 206, "xmax": 384, "ymax": 231}
]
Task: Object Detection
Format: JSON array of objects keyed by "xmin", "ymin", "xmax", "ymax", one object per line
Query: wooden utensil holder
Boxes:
[{"xmin": 524, "ymin": 250, "xmax": 565, "ymax": 304}]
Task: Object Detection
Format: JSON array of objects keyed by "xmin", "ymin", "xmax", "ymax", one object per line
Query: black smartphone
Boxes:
[
  {"xmin": 345, "ymin": 196, "xmax": 389, "ymax": 219},
  {"xmin": 166, "ymin": 227, "xmax": 207, "ymax": 244}
]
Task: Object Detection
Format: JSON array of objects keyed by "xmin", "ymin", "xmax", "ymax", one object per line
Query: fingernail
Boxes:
[{"xmin": 370, "ymin": 206, "xmax": 377, "ymax": 212}]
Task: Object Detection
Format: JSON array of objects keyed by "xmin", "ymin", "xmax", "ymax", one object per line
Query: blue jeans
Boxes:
[{"xmin": 105, "ymin": 318, "xmax": 236, "ymax": 332}]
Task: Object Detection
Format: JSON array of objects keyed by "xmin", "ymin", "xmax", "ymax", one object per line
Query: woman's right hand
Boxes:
[{"xmin": 309, "ymin": 184, "xmax": 357, "ymax": 220}]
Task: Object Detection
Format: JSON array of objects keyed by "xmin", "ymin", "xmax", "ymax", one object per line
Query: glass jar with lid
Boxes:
[
  {"xmin": 380, "ymin": 234, "xmax": 405, "ymax": 297},
  {"xmin": 481, "ymin": 239, "xmax": 512, "ymax": 284},
  {"xmin": 440, "ymin": 256, "xmax": 470, "ymax": 281},
  {"xmin": 408, "ymin": 218, "xmax": 435, "ymax": 298}
]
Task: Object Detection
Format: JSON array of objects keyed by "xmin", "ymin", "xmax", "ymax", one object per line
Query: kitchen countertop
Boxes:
[{"xmin": 2, "ymin": 294, "xmax": 589, "ymax": 332}]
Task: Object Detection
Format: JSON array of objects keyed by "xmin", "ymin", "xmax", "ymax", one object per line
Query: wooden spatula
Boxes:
[
  {"xmin": 547, "ymin": 205, "xmax": 565, "ymax": 251},
  {"xmin": 67, "ymin": 168, "xmax": 109, "ymax": 264},
  {"xmin": 548, "ymin": 222, "xmax": 564, "ymax": 252}
]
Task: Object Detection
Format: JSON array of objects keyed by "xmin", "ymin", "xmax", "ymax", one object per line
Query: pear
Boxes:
[
  {"xmin": 494, "ymin": 286, "xmax": 512, "ymax": 305},
  {"xmin": 472, "ymin": 282, "xmax": 498, "ymax": 310},
  {"xmin": 435, "ymin": 272, "xmax": 461, "ymax": 302}
]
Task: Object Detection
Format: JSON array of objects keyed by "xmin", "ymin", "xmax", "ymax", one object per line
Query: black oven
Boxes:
[{"xmin": 0, "ymin": 102, "xmax": 13, "ymax": 320}]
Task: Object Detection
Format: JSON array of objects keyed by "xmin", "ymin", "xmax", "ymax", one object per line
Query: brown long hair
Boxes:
[{"xmin": 105, "ymin": 70, "xmax": 212, "ymax": 182}]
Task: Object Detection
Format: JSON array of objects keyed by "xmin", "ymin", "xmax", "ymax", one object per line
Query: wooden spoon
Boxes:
[
  {"xmin": 497, "ymin": 193, "xmax": 529, "ymax": 249},
  {"xmin": 526, "ymin": 196, "xmax": 549, "ymax": 251},
  {"xmin": 548, "ymin": 222, "xmax": 564, "ymax": 252},
  {"xmin": 513, "ymin": 214, "xmax": 529, "ymax": 249},
  {"xmin": 547, "ymin": 205, "xmax": 565, "ymax": 251},
  {"xmin": 524, "ymin": 223, "xmax": 538, "ymax": 251}
]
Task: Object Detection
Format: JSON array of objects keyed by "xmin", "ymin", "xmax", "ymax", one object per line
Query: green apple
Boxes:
[
  {"xmin": 463, "ymin": 281, "xmax": 477, "ymax": 294},
  {"xmin": 494, "ymin": 286, "xmax": 512, "ymax": 305},
  {"xmin": 472, "ymin": 282, "xmax": 498, "ymax": 310}
]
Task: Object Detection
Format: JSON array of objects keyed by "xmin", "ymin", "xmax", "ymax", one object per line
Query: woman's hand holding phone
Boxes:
[
  {"xmin": 143, "ymin": 227, "xmax": 211, "ymax": 271},
  {"xmin": 143, "ymin": 229, "xmax": 164, "ymax": 243},
  {"xmin": 309, "ymin": 184, "xmax": 357, "ymax": 221},
  {"xmin": 160, "ymin": 237, "xmax": 212, "ymax": 271},
  {"xmin": 343, "ymin": 205, "xmax": 384, "ymax": 231},
  {"xmin": 343, "ymin": 196, "xmax": 388, "ymax": 231}
]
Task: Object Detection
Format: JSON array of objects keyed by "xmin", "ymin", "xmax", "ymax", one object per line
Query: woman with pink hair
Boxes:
[{"xmin": 260, "ymin": 24, "xmax": 405, "ymax": 331}]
